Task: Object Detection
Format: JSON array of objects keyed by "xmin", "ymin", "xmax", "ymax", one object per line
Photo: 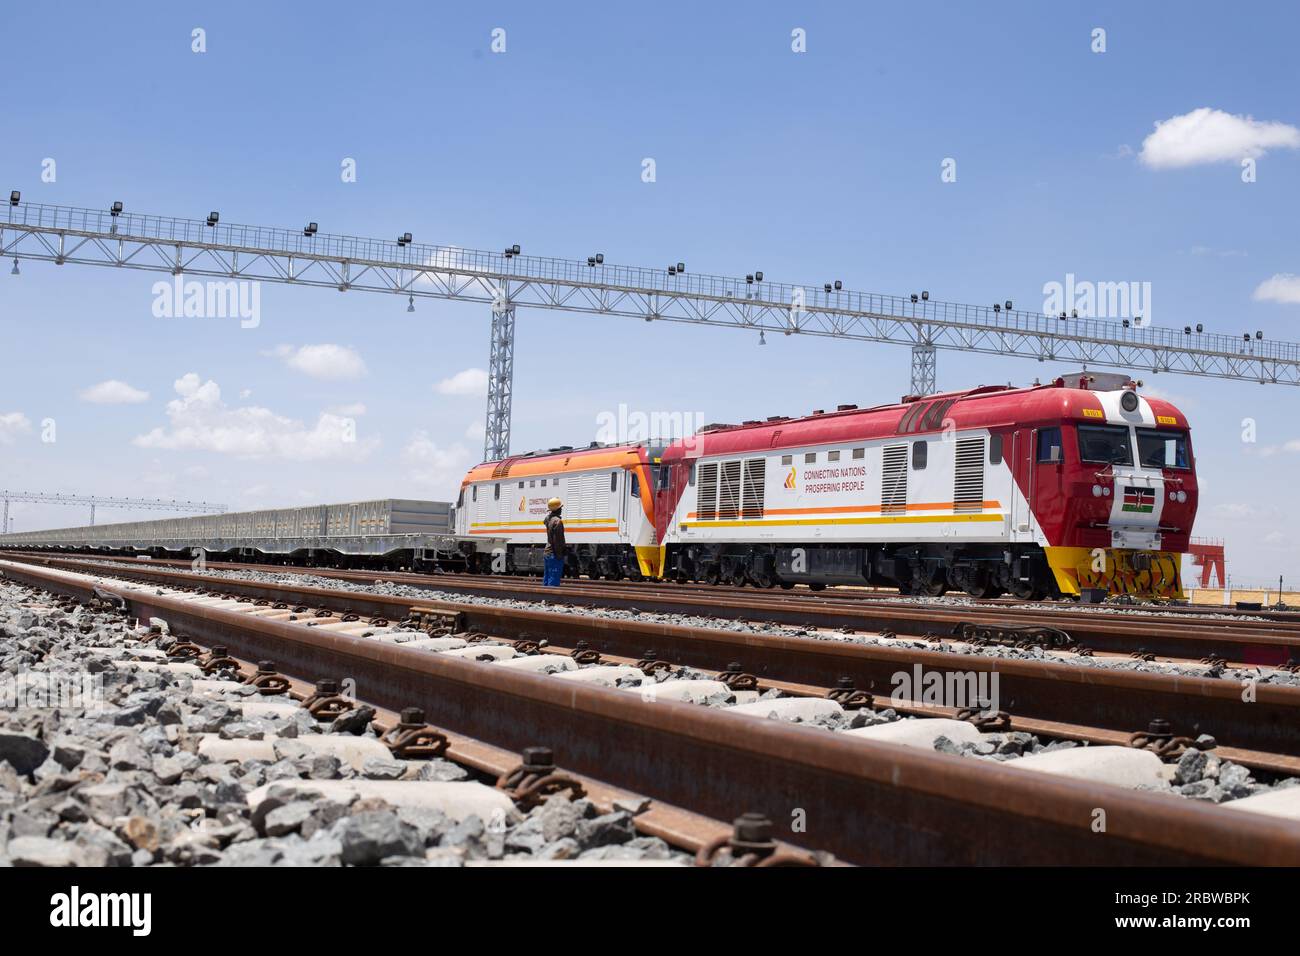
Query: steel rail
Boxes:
[
  {"xmin": 5, "ymin": 554, "xmax": 1299, "ymax": 762},
  {"xmin": 12, "ymin": 549, "xmax": 1295, "ymax": 664},
  {"xmin": 5, "ymin": 558, "xmax": 1299, "ymax": 865}
]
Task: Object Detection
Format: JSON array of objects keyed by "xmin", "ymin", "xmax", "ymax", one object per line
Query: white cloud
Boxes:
[
  {"xmin": 79, "ymin": 379, "xmax": 150, "ymax": 404},
  {"xmin": 403, "ymin": 431, "xmax": 474, "ymax": 494},
  {"xmin": 0, "ymin": 411, "xmax": 32, "ymax": 444},
  {"xmin": 465, "ymin": 419, "xmax": 486, "ymax": 441},
  {"xmin": 1253, "ymin": 274, "xmax": 1300, "ymax": 305},
  {"xmin": 132, "ymin": 373, "xmax": 377, "ymax": 461},
  {"xmin": 267, "ymin": 344, "xmax": 368, "ymax": 381},
  {"xmin": 435, "ymin": 368, "xmax": 489, "ymax": 396},
  {"xmin": 1212, "ymin": 502, "xmax": 1262, "ymax": 520},
  {"xmin": 1139, "ymin": 108, "xmax": 1300, "ymax": 169},
  {"xmin": 1139, "ymin": 385, "xmax": 1196, "ymax": 411},
  {"xmin": 1258, "ymin": 439, "xmax": 1300, "ymax": 457},
  {"xmin": 328, "ymin": 403, "xmax": 367, "ymax": 416}
]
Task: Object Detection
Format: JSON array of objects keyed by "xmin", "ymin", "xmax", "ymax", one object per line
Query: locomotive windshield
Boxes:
[
  {"xmin": 1137, "ymin": 428, "xmax": 1190, "ymax": 469},
  {"xmin": 1076, "ymin": 424, "xmax": 1133, "ymax": 466}
]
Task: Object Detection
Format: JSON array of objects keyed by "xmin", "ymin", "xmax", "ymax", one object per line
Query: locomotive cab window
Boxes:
[
  {"xmin": 805, "ymin": 453, "xmax": 817, "ymax": 464},
  {"xmin": 494, "ymin": 483, "xmax": 501, "ymax": 500},
  {"xmin": 912, "ymin": 441, "xmax": 927, "ymax": 470},
  {"xmin": 610, "ymin": 472, "xmax": 618, "ymax": 492},
  {"xmin": 1137, "ymin": 429, "xmax": 1190, "ymax": 469},
  {"xmin": 1037, "ymin": 427, "xmax": 1063, "ymax": 463},
  {"xmin": 471, "ymin": 485, "xmax": 477, "ymax": 502},
  {"xmin": 1077, "ymin": 424, "xmax": 1133, "ymax": 467},
  {"xmin": 630, "ymin": 473, "xmax": 640, "ymax": 498},
  {"xmin": 781, "ymin": 455, "xmax": 792, "ymax": 466},
  {"xmin": 852, "ymin": 448, "xmax": 865, "ymax": 460},
  {"xmin": 828, "ymin": 450, "xmax": 840, "ymax": 462},
  {"xmin": 688, "ymin": 463, "xmax": 696, "ymax": 486},
  {"xmin": 989, "ymin": 435, "xmax": 1003, "ymax": 465}
]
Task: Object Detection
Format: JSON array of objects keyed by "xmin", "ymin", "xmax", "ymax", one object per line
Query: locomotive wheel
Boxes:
[
  {"xmin": 954, "ymin": 568, "xmax": 995, "ymax": 599},
  {"xmin": 808, "ymin": 582, "xmax": 827, "ymax": 592},
  {"xmin": 779, "ymin": 581, "xmax": 795, "ymax": 590},
  {"xmin": 704, "ymin": 566, "xmax": 721, "ymax": 586},
  {"xmin": 1006, "ymin": 579, "xmax": 1043, "ymax": 601},
  {"xmin": 920, "ymin": 579, "xmax": 948, "ymax": 597}
]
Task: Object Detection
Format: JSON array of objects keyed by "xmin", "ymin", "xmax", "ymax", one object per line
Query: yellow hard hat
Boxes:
[{"xmin": 547, "ymin": 497, "xmax": 562, "ymax": 510}]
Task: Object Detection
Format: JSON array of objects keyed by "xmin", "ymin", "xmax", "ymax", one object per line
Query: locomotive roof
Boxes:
[
  {"xmin": 464, "ymin": 441, "xmax": 656, "ymax": 484},
  {"xmin": 663, "ymin": 381, "xmax": 1188, "ymax": 459}
]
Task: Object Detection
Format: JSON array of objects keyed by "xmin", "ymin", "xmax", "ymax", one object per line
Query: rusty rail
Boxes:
[
  {"xmin": 4, "ymin": 557, "xmax": 1300, "ymax": 866},
  {"xmin": 4, "ymin": 554, "xmax": 1299, "ymax": 761},
  {"xmin": 11, "ymin": 549, "xmax": 1296, "ymax": 664}
]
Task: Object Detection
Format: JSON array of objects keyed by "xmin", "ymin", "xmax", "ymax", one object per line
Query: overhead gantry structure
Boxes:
[
  {"xmin": 0, "ymin": 490, "xmax": 227, "ymax": 533},
  {"xmin": 5, "ymin": 197, "xmax": 1299, "ymax": 461}
]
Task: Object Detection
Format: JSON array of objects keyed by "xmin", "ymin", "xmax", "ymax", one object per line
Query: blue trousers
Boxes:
[{"xmin": 543, "ymin": 556, "xmax": 565, "ymax": 586}]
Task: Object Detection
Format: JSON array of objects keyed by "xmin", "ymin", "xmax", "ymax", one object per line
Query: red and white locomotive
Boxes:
[{"xmin": 460, "ymin": 372, "xmax": 1196, "ymax": 599}]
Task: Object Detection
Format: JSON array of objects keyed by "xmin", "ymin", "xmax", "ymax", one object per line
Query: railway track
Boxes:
[
  {"xmin": 14, "ymin": 548, "xmax": 1295, "ymax": 620},
  {"xmin": 5, "ymin": 552, "xmax": 1300, "ymax": 773},
  {"xmin": 10, "ymin": 550, "xmax": 1300, "ymax": 667},
  {"xmin": 3, "ymin": 554, "xmax": 1300, "ymax": 869}
]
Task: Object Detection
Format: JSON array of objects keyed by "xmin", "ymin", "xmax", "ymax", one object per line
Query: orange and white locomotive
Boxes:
[{"xmin": 455, "ymin": 443, "xmax": 664, "ymax": 579}]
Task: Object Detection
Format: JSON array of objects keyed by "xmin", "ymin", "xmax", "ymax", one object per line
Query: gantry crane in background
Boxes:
[
  {"xmin": 0, "ymin": 490, "xmax": 226, "ymax": 534},
  {"xmin": 5, "ymin": 196, "xmax": 1299, "ymax": 462}
]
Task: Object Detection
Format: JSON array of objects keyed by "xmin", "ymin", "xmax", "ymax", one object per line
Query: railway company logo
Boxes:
[
  {"xmin": 518, "ymin": 496, "xmax": 526, "ymax": 512},
  {"xmin": 1122, "ymin": 486, "xmax": 1155, "ymax": 514},
  {"xmin": 783, "ymin": 466, "xmax": 797, "ymax": 490}
]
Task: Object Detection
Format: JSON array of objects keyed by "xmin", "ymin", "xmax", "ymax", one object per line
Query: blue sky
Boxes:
[{"xmin": 1, "ymin": 1, "xmax": 1297, "ymax": 585}]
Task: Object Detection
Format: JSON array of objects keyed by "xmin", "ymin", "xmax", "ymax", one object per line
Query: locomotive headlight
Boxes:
[
  {"xmin": 1177, "ymin": 490, "xmax": 1187, "ymax": 503},
  {"xmin": 1120, "ymin": 390, "xmax": 1140, "ymax": 412},
  {"xmin": 1169, "ymin": 491, "xmax": 1177, "ymax": 502},
  {"xmin": 1103, "ymin": 486, "xmax": 1111, "ymax": 496},
  {"xmin": 1092, "ymin": 484, "xmax": 1103, "ymax": 497}
]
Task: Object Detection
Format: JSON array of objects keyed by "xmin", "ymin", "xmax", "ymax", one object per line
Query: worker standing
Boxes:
[{"xmin": 543, "ymin": 497, "xmax": 567, "ymax": 586}]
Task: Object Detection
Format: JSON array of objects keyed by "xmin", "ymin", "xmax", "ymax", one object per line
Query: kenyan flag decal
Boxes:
[{"xmin": 1122, "ymin": 486, "xmax": 1155, "ymax": 514}]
